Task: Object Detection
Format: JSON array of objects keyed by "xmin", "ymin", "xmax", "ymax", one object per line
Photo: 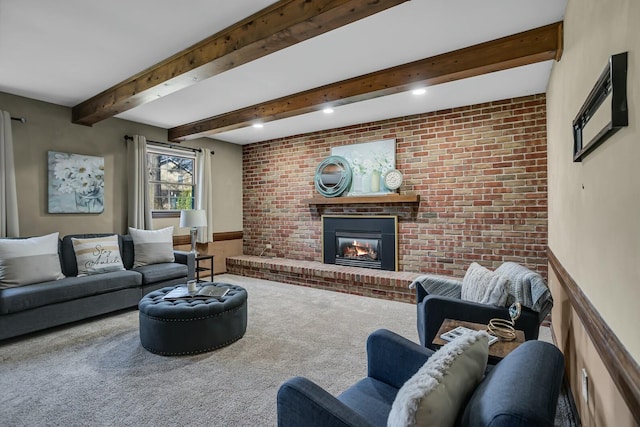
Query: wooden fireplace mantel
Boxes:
[{"xmin": 303, "ymin": 193, "xmax": 420, "ymax": 205}]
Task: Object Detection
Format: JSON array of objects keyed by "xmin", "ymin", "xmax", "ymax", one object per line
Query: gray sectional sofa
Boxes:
[{"xmin": 0, "ymin": 233, "xmax": 195, "ymax": 341}]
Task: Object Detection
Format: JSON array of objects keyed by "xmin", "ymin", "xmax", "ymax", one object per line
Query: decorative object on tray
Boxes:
[
  {"xmin": 486, "ymin": 302, "xmax": 521, "ymax": 341},
  {"xmin": 47, "ymin": 151, "xmax": 105, "ymax": 213},
  {"xmin": 331, "ymin": 139, "xmax": 395, "ymax": 196},
  {"xmin": 162, "ymin": 283, "xmax": 229, "ymax": 300},
  {"xmin": 314, "ymin": 155, "xmax": 352, "ymax": 197}
]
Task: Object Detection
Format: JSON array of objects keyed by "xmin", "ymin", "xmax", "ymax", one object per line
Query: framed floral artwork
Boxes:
[
  {"xmin": 331, "ymin": 139, "xmax": 395, "ymax": 195},
  {"xmin": 47, "ymin": 151, "xmax": 105, "ymax": 213}
]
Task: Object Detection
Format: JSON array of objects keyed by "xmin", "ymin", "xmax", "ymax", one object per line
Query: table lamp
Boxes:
[{"xmin": 179, "ymin": 209, "xmax": 207, "ymax": 255}]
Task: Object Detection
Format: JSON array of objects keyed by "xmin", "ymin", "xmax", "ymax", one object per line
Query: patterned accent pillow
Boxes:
[
  {"xmin": 128, "ymin": 226, "xmax": 175, "ymax": 268},
  {"xmin": 71, "ymin": 235, "xmax": 125, "ymax": 276},
  {"xmin": 461, "ymin": 262, "xmax": 510, "ymax": 306},
  {"xmin": 0, "ymin": 232, "xmax": 65, "ymax": 288},
  {"xmin": 387, "ymin": 331, "xmax": 489, "ymax": 427}
]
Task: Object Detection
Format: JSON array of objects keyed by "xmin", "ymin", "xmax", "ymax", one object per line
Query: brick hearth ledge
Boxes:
[{"xmin": 226, "ymin": 255, "xmax": 421, "ymax": 303}]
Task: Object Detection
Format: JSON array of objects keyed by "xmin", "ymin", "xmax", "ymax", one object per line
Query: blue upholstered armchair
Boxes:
[
  {"xmin": 277, "ymin": 329, "xmax": 565, "ymax": 427},
  {"xmin": 412, "ymin": 262, "xmax": 553, "ymax": 349}
]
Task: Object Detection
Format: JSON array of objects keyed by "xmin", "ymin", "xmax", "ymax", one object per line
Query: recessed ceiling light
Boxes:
[
  {"xmin": 252, "ymin": 123, "xmax": 264, "ymax": 129},
  {"xmin": 412, "ymin": 88, "xmax": 427, "ymax": 96},
  {"xmin": 323, "ymin": 107, "xmax": 334, "ymax": 114}
]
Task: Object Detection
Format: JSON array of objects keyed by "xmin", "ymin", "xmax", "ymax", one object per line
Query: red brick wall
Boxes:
[{"xmin": 242, "ymin": 94, "xmax": 547, "ymax": 278}]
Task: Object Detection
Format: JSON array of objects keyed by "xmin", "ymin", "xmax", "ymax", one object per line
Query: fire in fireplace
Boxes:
[
  {"xmin": 336, "ymin": 234, "xmax": 381, "ymax": 269},
  {"xmin": 340, "ymin": 237, "xmax": 378, "ymax": 260},
  {"xmin": 323, "ymin": 216, "xmax": 397, "ymax": 271}
]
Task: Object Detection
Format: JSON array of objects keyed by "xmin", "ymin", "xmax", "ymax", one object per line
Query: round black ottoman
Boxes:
[{"xmin": 138, "ymin": 283, "xmax": 247, "ymax": 356}]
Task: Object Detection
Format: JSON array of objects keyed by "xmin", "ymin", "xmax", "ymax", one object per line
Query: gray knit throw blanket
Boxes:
[{"xmin": 494, "ymin": 262, "xmax": 553, "ymax": 319}]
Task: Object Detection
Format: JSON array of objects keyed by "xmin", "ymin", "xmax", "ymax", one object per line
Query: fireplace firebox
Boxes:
[{"xmin": 323, "ymin": 216, "xmax": 397, "ymax": 271}]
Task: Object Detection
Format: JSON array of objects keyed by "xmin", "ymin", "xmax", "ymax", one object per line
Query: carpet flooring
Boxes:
[{"xmin": 0, "ymin": 274, "xmax": 577, "ymax": 426}]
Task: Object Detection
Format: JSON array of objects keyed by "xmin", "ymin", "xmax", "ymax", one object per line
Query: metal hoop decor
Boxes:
[{"xmin": 314, "ymin": 156, "xmax": 352, "ymax": 198}]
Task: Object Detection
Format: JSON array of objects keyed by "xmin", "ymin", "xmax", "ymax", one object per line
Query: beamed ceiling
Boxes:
[{"xmin": 0, "ymin": 0, "xmax": 567, "ymax": 145}]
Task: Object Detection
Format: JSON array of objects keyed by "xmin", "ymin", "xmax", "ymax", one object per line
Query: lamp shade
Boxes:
[{"xmin": 179, "ymin": 209, "xmax": 207, "ymax": 228}]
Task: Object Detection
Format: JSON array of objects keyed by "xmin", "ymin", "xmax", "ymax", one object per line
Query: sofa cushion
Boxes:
[
  {"xmin": 133, "ymin": 262, "xmax": 188, "ymax": 285},
  {"xmin": 71, "ymin": 235, "xmax": 125, "ymax": 276},
  {"xmin": 128, "ymin": 227, "xmax": 175, "ymax": 268},
  {"xmin": 0, "ymin": 232, "xmax": 64, "ymax": 288},
  {"xmin": 0, "ymin": 270, "xmax": 141, "ymax": 314},
  {"xmin": 387, "ymin": 330, "xmax": 489, "ymax": 427},
  {"xmin": 461, "ymin": 262, "xmax": 510, "ymax": 306}
]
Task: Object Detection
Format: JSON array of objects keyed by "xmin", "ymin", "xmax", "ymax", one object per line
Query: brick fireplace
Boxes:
[{"xmin": 237, "ymin": 94, "xmax": 548, "ymax": 300}]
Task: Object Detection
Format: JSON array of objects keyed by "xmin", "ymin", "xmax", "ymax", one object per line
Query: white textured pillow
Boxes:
[
  {"xmin": 71, "ymin": 235, "xmax": 125, "ymax": 276},
  {"xmin": 388, "ymin": 331, "xmax": 489, "ymax": 427},
  {"xmin": 128, "ymin": 226, "xmax": 175, "ymax": 268},
  {"xmin": 0, "ymin": 232, "xmax": 65, "ymax": 288},
  {"xmin": 461, "ymin": 262, "xmax": 510, "ymax": 306}
]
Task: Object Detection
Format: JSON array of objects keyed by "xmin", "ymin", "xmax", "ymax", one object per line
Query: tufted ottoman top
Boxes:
[{"xmin": 139, "ymin": 283, "xmax": 247, "ymax": 320}]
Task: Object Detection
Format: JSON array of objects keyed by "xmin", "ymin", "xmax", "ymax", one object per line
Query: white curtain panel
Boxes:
[
  {"xmin": 195, "ymin": 148, "xmax": 214, "ymax": 243},
  {"xmin": 0, "ymin": 111, "xmax": 19, "ymax": 237},
  {"xmin": 127, "ymin": 135, "xmax": 151, "ymax": 229}
]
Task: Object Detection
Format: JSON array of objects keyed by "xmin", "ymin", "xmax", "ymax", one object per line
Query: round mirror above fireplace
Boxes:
[{"xmin": 314, "ymin": 156, "xmax": 352, "ymax": 197}]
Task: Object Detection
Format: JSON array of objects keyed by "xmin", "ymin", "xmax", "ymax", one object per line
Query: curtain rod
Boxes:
[
  {"xmin": 124, "ymin": 135, "xmax": 214, "ymax": 155},
  {"xmin": 11, "ymin": 117, "xmax": 26, "ymax": 123}
]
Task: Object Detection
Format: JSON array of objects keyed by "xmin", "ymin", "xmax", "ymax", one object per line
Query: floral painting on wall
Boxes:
[
  {"xmin": 48, "ymin": 151, "xmax": 105, "ymax": 213},
  {"xmin": 331, "ymin": 139, "xmax": 395, "ymax": 195}
]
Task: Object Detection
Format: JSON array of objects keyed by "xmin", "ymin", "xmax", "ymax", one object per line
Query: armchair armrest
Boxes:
[
  {"xmin": 173, "ymin": 250, "xmax": 195, "ymax": 280},
  {"xmin": 366, "ymin": 329, "xmax": 434, "ymax": 389},
  {"xmin": 410, "ymin": 274, "xmax": 463, "ymax": 302},
  {"xmin": 417, "ymin": 294, "xmax": 540, "ymax": 348},
  {"xmin": 277, "ymin": 376, "xmax": 372, "ymax": 427}
]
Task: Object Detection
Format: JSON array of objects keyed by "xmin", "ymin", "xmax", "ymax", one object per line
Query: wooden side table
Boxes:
[
  {"xmin": 194, "ymin": 254, "xmax": 214, "ymax": 282},
  {"xmin": 432, "ymin": 318, "xmax": 525, "ymax": 362}
]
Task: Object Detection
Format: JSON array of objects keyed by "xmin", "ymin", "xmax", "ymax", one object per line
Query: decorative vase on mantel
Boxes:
[
  {"xmin": 370, "ymin": 170, "xmax": 380, "ymax": 193},
  {"xmin": 361, "ymin": 173, "xmax": 371, "ymax": 193}
]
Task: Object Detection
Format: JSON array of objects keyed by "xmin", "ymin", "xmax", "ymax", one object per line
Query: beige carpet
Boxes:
[{"xmin": 0, "ymin": 274, "xmax": 417, "ymax": 426}]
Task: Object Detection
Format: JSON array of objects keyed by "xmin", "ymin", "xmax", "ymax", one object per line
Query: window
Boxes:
[{"xmin": 147, "ymin": 146, "xmax": 196, "ymax": 216}]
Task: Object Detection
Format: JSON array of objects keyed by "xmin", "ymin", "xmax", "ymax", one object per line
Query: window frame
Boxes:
[{"xmin": 146, "ymin": 145, "xmax": 197, "ymax": 219}]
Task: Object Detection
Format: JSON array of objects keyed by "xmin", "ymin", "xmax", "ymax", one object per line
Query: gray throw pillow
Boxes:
[
  {"xmin": 0, "ymin": 232, "xmax": 65, "ymax": 288},
  {"xmin": 128, "ymin": 226, "xmax": 175, "ymax": 268},
  {"xmin": 461, "ymin": 262, "xmax": 510, "ymax": 306}
]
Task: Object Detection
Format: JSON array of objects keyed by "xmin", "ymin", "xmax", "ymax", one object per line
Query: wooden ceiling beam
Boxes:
[
  {"xmin": 71, "ymin": 0, "xmax": 409, "ymax": 126},
  {"xmin": 169, "ymin": 21, "xmax": 563, "ymax": 141}
]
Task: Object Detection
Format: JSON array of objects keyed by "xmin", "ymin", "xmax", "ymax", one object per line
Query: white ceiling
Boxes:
[{"xmin": 0, "ymin": 0, "xmax": 566, "ymax": 145}]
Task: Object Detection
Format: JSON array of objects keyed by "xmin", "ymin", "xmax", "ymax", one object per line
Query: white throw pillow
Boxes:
[
  {"xmin": 0, "ymin": 232, "xmax": 65, "ymax": 288},
  {"xmin": 387, "ymin": 331, "xmax": 489, "ymax": 427},
  {"xmin": 461, "ymin": 262, "xmax": 510, "ymax": 306},
  {"xmin": 128, "ymin": 226, "xmax": 175, "ymax": 268},
  {"xmin": 71, "ymin": 235, "xmax": 125, "ymax": 276}
]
